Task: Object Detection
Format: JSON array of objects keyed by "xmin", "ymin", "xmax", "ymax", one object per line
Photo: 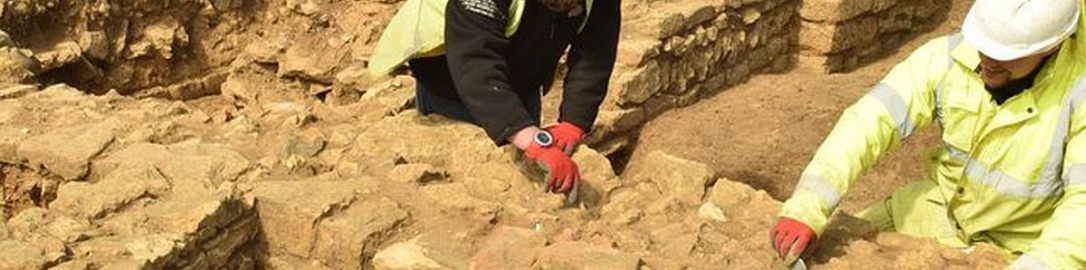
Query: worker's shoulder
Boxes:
[
  {"xmin": 896, "ymin": 33, "xmax": 964, "ymax": 66},
  {"xmin": 454, "ymin": 0, "xmax": 514, "ymax": 20}
]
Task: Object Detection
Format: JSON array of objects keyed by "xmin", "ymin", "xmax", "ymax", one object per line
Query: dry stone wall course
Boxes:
[
  {"xmin": 590, "ymin": 0, "xmax": 797, "ymax": 156},
  {"xmin": 798, "ymin": 0, "xmax": 948, "ymax": 72}
]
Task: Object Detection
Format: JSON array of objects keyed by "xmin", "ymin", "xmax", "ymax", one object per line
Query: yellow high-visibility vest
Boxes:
[
  {"xmin": 368, "ymin": 0, "xmax": 594, "ymax": 76},
  {"xmin": 781, "ymin": 9, "xmax": 1086, "ymax": 269}
]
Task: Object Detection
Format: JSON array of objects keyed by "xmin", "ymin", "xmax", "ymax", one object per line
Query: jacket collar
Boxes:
[{"xmin": 951, "ymin": 39, "xmax": 981, "ymax": 72}]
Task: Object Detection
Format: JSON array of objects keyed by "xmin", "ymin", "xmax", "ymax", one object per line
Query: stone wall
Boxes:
[
  {"xmin": 0, "ymin": 85, "xmax": 264, "ymax": 269},
  {"xmin": 586, "ymin": 0, "xmax": 798, "ymax": 156},
  {"xmin": 0, "ymin": 0, "xmax": 257, "ymax": 95},
  {"xmin": 797, "ymin": 0, "xmax": 949, "ymax": 72}
]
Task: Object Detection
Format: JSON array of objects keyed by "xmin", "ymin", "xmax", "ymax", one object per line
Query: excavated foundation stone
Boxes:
[
  {"xmin": 0, "ymin": 0, "xmax": 257, "ymax": 95},
  {"xmin": 587, "ymin": 0, "xmax": 798, "ymax": 156},
  {"xmin": 798, "ymin": 0, "xmax": 950, "ymax": 72}
]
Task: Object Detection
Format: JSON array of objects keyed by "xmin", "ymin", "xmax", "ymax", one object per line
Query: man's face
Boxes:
[{"xmin": 978, "ymin": 52, "xmax": 1049, "ymax": 89}]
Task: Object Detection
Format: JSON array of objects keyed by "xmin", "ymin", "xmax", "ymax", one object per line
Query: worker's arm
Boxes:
[
  {"xmin": 557, "ymin": 0, "xmax": 620, "ymax": 131},
  {"xmin": 1013, "ymin": 77, "xmax": 1086, "ymax": 270},
  {"xmin": 445, "ymin": 0, "xmax": 537, "ymax": 145},
  {"xmin": 778, "ymin": 36, "xmax": 955, "ymax": 234}
]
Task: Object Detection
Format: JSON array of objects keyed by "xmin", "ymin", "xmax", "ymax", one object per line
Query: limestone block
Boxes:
[
  {"xmin": 312, "ymin": 197, "xmax": 409, "ymax": 269},
  {"xmin": 50, "ymin": 164, "xmax": 171, "ymax": 219},
  {"xmin": 800, "ymin": 0, "xmax": 873, "ymax": 22},
  {"xmin": 595, "ymin": 107, "xmax": 645, "ymax": 135},
  {"xmin": 251, "ymin": 180, "xmax": 374, "ymax": 257},
  {"xmin": 0, "ymin": 126, "xmax": 28, "ymax": 164},
  {"xmin": 535, "ymin": 242, "xmax": 642, "ymax": 269},
  {"xmin": 698, "ymin": 202, "xmax": 728, "ymax": 222},
  {"xmin": 571, "ymin": 146, "xmax": 622, "ymax": 204},
  {"xmin": 624, "ymin": 151, "xmax": 714, "ymax": 207},
  {"xmin": 278, "ymin": 45, "xmax": 334, "ymax": 84},
  {"xmin": 77, "ymin": 190, "xmax": 257, "ymax": 269},
  {"xmin": 834, "ymin": 16, "xmax": 879, "ymax": 51},
  {"xmin": 468, "ymin": 226, "xmax": 546, "ymax": 270},
  {"xmin": 372, "ymin": 236, "xmax": 448, "ymax": 270},
  {"xmin": 0, "ymin": 240, "xmax": 45, "ymax": 270},
  {"xmin": 78, "ymin": 31, "xmax": 110, "ymax": 61},
  {"xmin": 94, "ymin": 142, "xmax": 252, "ymax": 190},
  {"xmin": 421, "ymin": 182, "xmax": 500, "ymax": 216},
  {"xmin": 799, "ymin": 21, "xmax": 835, "ymax": 54},
  {"xmin": 0, "ymin": 47, "xmax": 40, "ymax": 83},
  {"xmin": 17, "ymin": 120, "xmax": 118, "ymax": 180},
  {"xmin": 617, "ymin": 62, "xmax": 662, "ymax": 105}
]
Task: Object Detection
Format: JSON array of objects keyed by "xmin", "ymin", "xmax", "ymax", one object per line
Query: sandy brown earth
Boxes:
[
  {"xmin": 631, "ymin": 0, "xmax": 972, "ymax": 213},
  {"xmin": 0, "ymin": 0, "xmax": 1013, "ymax": 269}
]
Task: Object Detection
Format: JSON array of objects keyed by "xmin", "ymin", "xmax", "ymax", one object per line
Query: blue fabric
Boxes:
[{"xmin": 415, "ymin": 83, "xmax": 542, "ymax": 123}]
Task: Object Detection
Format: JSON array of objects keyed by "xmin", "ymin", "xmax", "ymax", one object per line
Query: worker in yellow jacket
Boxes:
[{"xmin": 771, "ymin": 0, "xmax": 1086, "ymax": 269}]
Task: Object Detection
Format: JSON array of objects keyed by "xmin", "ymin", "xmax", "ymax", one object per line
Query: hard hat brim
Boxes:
[{"xmin": 962, "ymin": 4, "xmax": 1079, "ymax": 61}]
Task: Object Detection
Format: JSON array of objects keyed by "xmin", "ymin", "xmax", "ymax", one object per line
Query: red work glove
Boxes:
[
  {"xmin": 770, "ymin": 217, "xmax": 817, "ymax": 266},
  {"xmin": 545, "ymin": 122, "xmax": 585, "ymax": 155},
  {"xmin": 525, "ymin": 143, "xmax": 582, "ymax": 194}
]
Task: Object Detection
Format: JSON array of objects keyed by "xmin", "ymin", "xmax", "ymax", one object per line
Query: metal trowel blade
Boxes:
[
  {"xmin": 566, "ymin": 184, "xmax": 579, "ymax": 205},
  {"xmin": 790, "ymin": 259, "xmax": 807, "ymax": 270}
]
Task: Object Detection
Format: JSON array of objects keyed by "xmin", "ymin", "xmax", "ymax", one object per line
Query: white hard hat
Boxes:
[{"xmin": 962, "ymin": 0, "xmax": 1080, "ymax": 61}]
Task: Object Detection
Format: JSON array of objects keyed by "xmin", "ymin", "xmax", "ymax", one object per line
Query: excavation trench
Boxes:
[{"xmin": 0, "ymin": 0, "xmax": 972, "ymax": 268}]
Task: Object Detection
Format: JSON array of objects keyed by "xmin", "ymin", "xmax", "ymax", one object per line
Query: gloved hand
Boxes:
[
  {"xmin": 770, "ymin": 217, "xmax": 817, "ymax": 266},
  {"xmin": 525, "ymin": 142, "xmax": 582, "ymax": 194},
  {"xmin": 545, "ymin": 122, "xmax": 585, "ymax": 155}
]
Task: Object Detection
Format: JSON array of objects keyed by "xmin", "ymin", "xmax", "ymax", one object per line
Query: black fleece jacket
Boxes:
[{"xmin": 408, "ymin": 0, "xmax": 620, "ymax": 145}]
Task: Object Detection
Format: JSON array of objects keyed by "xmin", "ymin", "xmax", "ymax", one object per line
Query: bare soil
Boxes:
[{"xmin": 630, "ymin": 0, "xmax": 971, "ymax": 212}]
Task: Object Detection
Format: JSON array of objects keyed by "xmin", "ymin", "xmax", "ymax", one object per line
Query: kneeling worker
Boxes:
[
  {"xmin": 771, "ymin": 0, "xmax": 1086, "ymax": 269},
  {"xmin": 369, "ymin": 0, "xmax": 621, "ymax": 194}
]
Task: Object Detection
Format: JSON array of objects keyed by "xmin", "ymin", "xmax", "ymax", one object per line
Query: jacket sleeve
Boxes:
[
  {"xmin": 558, "ymin": 0, "xmax": 620, "ymax": 131},
  {"xmin": 778, "ymin": 37, "xmax": 953, "ymax": 234},
  {"xmin": 445, "ymin": 0, "xmax": 537, "ymax": 145},
  {"xmin": 1016, "ymin": 75, "xmax": 1086, "ymax": 270}
]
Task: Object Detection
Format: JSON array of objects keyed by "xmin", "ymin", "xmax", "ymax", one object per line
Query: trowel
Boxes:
[
  {"xmin": 790, "ymin": 259, "xmax": 807, "ymax": 270},
  {"xmin": 565, "ymin": 183, "xmax": 579, "ymax": 206}
]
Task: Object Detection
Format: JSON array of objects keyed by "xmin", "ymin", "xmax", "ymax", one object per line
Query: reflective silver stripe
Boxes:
[
  {"xmin": 1053, "ymin": 74, "xmax": 1086, "ymax": 185},
  {"xmin": 869, "ymin": 83, "xmax": 915, "ymax": 139},
  {"xmin": 1072, "ymin": 73, "xmax": 1086, "ymax": 110},
  {"xmin": 964, "ymin": 158, "xmax": 1063, "ymax": 198},
  {"xmin": 1008, "ymin": 254, "xmax": 1053, "ymax": 270},
  {"xmin": 954, "ymin": 46, "xmax": 1086, "ymax": 198},
  {"xmin": 946, "ymin": 144, "xmax": 969, "ymax": 161},
  {"xmin": 946, "ymin": 34, "xmax": 964, "ymax": 55},
  {"xmin": 1065, "ymin": 164, "xmax": 1086, "ymax": 186},
  {"xmin": 798, "ymin": 174, "xmax": 841, "ymax": 209},
  {"xmin": 934, "ymin": 34, "xmax": 965, "ymax": 128}
]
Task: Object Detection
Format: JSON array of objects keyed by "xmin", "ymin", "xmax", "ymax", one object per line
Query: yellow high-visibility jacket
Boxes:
[
  {"xmin": 368, "ymin": 0, "xmax": 594, "ymax": 76},
  {"xmin": 780, "ymin": 27, "xmax": 1086, "ymax": 270}
]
